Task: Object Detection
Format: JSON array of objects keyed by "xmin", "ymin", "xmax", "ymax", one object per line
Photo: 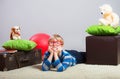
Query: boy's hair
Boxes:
[{"xmin": 48, "ymin": 34, "xmax": 64, "ymax": 45}]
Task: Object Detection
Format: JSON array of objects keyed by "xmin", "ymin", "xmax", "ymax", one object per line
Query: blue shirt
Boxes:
[{"xmin": 42, "ymin": 50, "xmax": 76, "ymax": 72}]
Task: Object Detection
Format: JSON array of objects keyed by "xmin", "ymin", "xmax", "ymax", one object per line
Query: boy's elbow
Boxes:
[
  {"xmin": 57, "ymin": 67, "xmax": 66, "ymax": 72},
  {"xmin": 41, "ymin": 67, "xmax": 47, "ymax": 71},
  {"xmin": 57, "ymin": 69, "xmax": 65, "ymax": 72},
  {"xmin": 41, "ymin": 65, "xmax": 49, "ymax": 71}
]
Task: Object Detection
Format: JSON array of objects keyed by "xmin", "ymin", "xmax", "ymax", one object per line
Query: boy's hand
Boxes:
[{"xmin": 48, "ymin": 46, "xmax": 54, "ymax": 54}]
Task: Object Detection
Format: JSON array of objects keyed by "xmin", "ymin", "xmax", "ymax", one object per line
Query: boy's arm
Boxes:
[
  {"xmin": 53, "ymin": 52, "xmax": 76, "ymax": 72},
  {"xmin": 42, "ymin": 52, "xmax": 53, "ymax": 71}
]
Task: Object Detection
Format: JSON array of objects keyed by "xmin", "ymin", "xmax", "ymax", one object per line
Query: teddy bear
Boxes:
[
  {"xmin": 99, "ymin": 4, "xmax": 119, "ymax": 28},
  {"xmin": 10, "ymin": 26, "xmax": 21, "ymax": 40}
]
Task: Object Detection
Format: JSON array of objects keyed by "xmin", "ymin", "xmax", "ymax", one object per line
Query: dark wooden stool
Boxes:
[
  {"xmin": 0, "ymin": 49, "xmax": 42, "ymax": 71},
  {"xmin": 86, "ymin": 35, "xmax": 120, "ymax": 65}
]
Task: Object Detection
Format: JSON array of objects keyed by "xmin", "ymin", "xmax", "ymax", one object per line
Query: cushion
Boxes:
[
  {"xmin": 65, "ymin": 50, "xmax": 86, "ymax": 64},
  {"xmin": 116, "ymin": 26, "xmax": 120, "ymax": 33},
  {"xmin": 2, "ymin": 39, "xmax": 37, "ymax": 51},
  {"xmin": 86, "ymin": 25, "xmax": 120, "ymax": 36}
]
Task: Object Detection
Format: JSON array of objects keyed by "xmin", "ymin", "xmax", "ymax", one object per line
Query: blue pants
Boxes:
[{"xmin": 65, "ymin": 50, "xmax": 86, "ymax": 64}]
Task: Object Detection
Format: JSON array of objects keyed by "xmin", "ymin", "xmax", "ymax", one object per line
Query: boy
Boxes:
[{"xmin": 42, "ymin": 34, "xmax": 76, "ymax": 72}]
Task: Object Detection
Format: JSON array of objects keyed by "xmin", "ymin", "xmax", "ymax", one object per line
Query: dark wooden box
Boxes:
[
  {"xmin": 0, "ymin": 50, "xmax": 18, "ymax": 71},
  {"xmin": 16, "ymin": 49, "xmax": 42, "ymax": 68},
  {"xmin": 86, "ymin": 35, "xmax": 120, "ymax": 65},
  {"xmin": 0, "ymin": 49, "xmax": 42, "ymax": 71}
]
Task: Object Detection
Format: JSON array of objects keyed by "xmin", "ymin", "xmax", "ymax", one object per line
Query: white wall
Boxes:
[{"xmin": 0, "ymin": 0, "xmax": 120, "ymax": 51}]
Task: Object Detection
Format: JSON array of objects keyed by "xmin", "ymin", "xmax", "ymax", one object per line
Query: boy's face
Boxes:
[
  {"xmin": 49, "ymin": 39, "xmax": 61, "ymax": 46},
  {"xmin": 49, "ymin": 39, "xmax": 63, "ymax": 52}
]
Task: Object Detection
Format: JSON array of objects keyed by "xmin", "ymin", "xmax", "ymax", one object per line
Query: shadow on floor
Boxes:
[{"xmin": 32, "ymin": 64, "xmax": 42, "ymax": 71}]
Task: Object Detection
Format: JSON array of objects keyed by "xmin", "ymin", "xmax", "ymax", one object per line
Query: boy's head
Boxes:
[
  {"xmin": 99, "ymin": 4, "xmax": 113, "ymax": 15},
  {"xmin": 48, "ymin": 34, "xmax": 64, "ymax": 47}
]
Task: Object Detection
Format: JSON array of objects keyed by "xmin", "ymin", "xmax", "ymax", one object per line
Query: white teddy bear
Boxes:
[{"xmin": 99, "ymin": 4, "xmax": 119, "ymax": 28}]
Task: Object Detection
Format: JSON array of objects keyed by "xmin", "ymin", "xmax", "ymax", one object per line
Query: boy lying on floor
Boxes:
[{"xmin": 42, "ymin": 34, "xmax": 76, "ymax": 72}]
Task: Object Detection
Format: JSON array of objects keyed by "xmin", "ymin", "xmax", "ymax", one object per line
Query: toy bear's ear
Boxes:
[
  {"xmin": 11, "ymin": 27, "xmax": 15, "ymax": 31},
  {"xmin": 106, "ymin": 4, "xmax": 112, "ymax": 9}
]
